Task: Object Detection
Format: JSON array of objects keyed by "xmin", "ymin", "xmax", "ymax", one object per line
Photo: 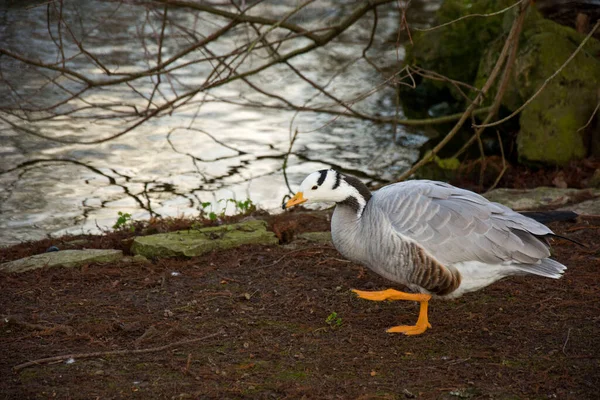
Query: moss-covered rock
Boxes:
[
  {"xmin": 401, "ymin": 0, "xmax": 513, "ymax": 113},
  {"xmin": 414, "ymin": 153, "xmax": 461, "ymax": 181},
  {"xmin": 131, "ymin": 220, "xmax": 278, "ymax": 258},
  {"xmin": 297, "ymin": 231, "xmax": 332, "ymax": 244},
  {"xmin": 475, "ymin": 10, "xmax": 600, "ymax": 165},
  {"xmin": 0, "ymin": 249, "xmax": 123, "ymax": 273}
]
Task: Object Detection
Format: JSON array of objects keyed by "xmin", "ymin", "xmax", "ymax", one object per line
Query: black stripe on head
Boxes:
[
  {"xmin": 317, "ymin": 169, "xmax": 328, "ymax": 186},
  {"xmin": 332, "ymin": 170, "xmax": 342, "ymax": 189}
]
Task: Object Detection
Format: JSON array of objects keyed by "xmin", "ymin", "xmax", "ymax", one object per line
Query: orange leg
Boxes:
[{"xmin": 352, "ymin": 288, "xmax": 432, "ymax": 336}]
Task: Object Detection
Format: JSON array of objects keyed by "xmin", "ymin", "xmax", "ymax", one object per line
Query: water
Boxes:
[{"xmin": 0, "ymin": 0, "xmax": 439, "ymax": 245}]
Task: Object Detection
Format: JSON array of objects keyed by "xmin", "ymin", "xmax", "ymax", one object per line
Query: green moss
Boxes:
[
  {"xmin": 131, "ymin": 220, "xmax": 278, "ymax": 258},
  {"xmin": 402, "ymin": 0, "xmax": 514, "ymax": 107},
  {"xmin": 475, "ymin": 8, "xmax": 600, "ymax": 166},
  {"xmin": 276, "ymin": 369, "xmax": 308, "ymax": 381},
  {"xmin": 297, "ymin": 231, "xmax": 332, "ymax": 243},
  {"xmin": 515, "ymin": 36, "xmax": 598, "ymax": 165},
  {"xmin": 435, "ymin": 156, "xmax": 460, "ymax": 170},
  {"xmin": 1, "ymin": 249, "xmax": 123, "ymax": 273},
  {"xmin": 415, "ymin": 153, "xmax": 461, "ymax": 181},
  {"xmin": 19, "ymin": 369, "xmax": 40, "ymax": 382}
]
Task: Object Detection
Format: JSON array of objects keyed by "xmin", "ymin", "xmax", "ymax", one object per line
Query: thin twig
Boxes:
[
  {"xmin": 562, "ymin": 328, "xmax": 572, "ymax": 355},
  {"xmin": 414, "ymin": 0, "xmax": 526, "ymax": 32},
  {"xmin": 255, "ymin": 246, "xmax": 335, "ymax": 270},
  {"xmin": 282, "ymin": 128, "xmax": 300, "ymax": 195},
  {"xmin": 577, "ymin": 99, "xmax": 600, "ymax": 133},
  {"xmin": 13, "ymin": 330, "xmax": 223, "ymax": 372},
  {"xmin": 409, "ymin": 65, "xmax": 480, "ymax": 100},
  {"xmin": 485, "ymin": 130, "xmax": 508, "ymax": 192},
  {"xmin": 474, "ymin": 20, "xmax": 600, "ymax": 129},
  {"xmin": 152, "ymin": 0, "xmax": 324, "ymax": 44},
  {"xmin": 180, "ymin": 94, "xmax": 492, "ymax": 127}
]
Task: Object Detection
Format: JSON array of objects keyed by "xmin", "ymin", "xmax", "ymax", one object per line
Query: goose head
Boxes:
[{"xmin": 282, "ymin": 169, "xmax": 372, "ymax": 215}]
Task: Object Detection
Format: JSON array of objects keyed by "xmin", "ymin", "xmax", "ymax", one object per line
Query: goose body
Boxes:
[{"xmin": 283, "ymin": 169, "xmax": 567, "ymax": 334}]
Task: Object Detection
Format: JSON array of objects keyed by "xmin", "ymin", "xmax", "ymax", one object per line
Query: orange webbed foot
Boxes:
[
  {"xmin": 352, "ymin": 288, "xmax": 432, "ymax": 335},
  {"xmin": 351, "ymin": 288, "xmax": 430, "ymax": 302},
  {"xmin": 386, "ymin": 321, "xmax": 431, "ymax": 336}
]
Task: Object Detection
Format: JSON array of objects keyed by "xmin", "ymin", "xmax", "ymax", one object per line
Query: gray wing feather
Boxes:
[{"xmin": 372, "ymin": 180, "xmax": 554, "ymax": 266}]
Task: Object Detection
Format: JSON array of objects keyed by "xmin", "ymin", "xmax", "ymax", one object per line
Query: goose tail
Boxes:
[{"xmin": 514, "ymin": 258, "xmax": 567, "ymax": 279}]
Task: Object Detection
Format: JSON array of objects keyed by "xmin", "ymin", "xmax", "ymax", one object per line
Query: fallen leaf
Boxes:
[{"xmin": 552, "ymin": 173, "xmax": 568, "ymax": 189}]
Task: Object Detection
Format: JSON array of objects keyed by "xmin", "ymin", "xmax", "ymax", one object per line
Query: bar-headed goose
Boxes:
[{"xmin": 283, "ymin": 169, "xmax": 567, "ymax": 335}]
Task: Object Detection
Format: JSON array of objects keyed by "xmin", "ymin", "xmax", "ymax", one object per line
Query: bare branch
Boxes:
[
  {"xmin": 151, "ymin": 0, "xmax": 325, "ymax": 44},
  {"xmin": 577, "ymin": 99, "xmax": 600, "ymax": 133},
  {"xmin": 13, "ymin": 330, "xmax": 223, "ymax": 372},
  {"xmin": 414, "ymin": 0, "xmax": 526, "ymax": 32}
]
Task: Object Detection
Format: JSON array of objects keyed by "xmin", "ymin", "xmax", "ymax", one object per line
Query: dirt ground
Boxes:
[{"xmin": 1, "ymin": 211, "xmax": 599, "ymax": 399}]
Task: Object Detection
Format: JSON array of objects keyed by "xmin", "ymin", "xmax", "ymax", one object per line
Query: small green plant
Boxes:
[
  {"xmin": 200, "ymin": 202, "xmax": 218, "ymax": 221},
  {"xmin": 221, "ymin": 198, "xmax": 255, "ymax": 215},
  {"xmin": 200, "ymin": 198, "xmax": 255, "ymax": 221},
  {"xmin": 325, "ymin": 312, "xmax": 342, "ymax": 328},
  {"xmin": 231, "ymin": 198, "xmax": 255, "ymax": 214},
  {"xmin": 113, "ymin": 211, "xmax": 135, "ymax": 232}
]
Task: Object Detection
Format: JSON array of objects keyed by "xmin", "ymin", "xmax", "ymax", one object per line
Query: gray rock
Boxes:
[
  {"xmin": 297, "ymin": 232, "xmax": 332, "ymax": 244},
  {"xmin": 560, "ymin": 199, "xmax": 600, "ymax": 216},
  {"xmin": 121, "ymin": 254, "xmax": 151, "ymax": 264},
  {"xmin": 402, "ymin": 0, "xmax": 512, "ymax": 104},
  {"xmin": 63, "ymin": 239, "xmax": 89, "ymax": 247},
  {"xmin": 1, "ymin": 249, "xmax": 123, "ymax": 273},
  {"xmin": 483, "ymin": 187, "xmax": 600, "ymax": 211},
  {"xmin": 130, "ymin": 220, "xmax": 278, "ymax": 258},
  {"xmin": 476, "ymin": 9, "xmax": 600, "ymax": 166}
]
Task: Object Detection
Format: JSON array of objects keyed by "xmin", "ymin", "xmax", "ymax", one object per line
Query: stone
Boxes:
[
  {"xmin": 130, "ymin": 220, "xmax": 278, "ymax": 258},
  {"xmin": 483, "ymin": 187, "xmax": 600, "ymax": 211},
  {"xmin": 588, "ymin": 169, "xmax": 600, "ymax": 188},
  {"xmin": 560, "ymin": 199, "xmax": 600, "ymax": 216},
  {"xmin": 414, "ymin": 153, "xmax": 461, "ymax": 182},
  {"xmin": 297, "ymin": 232, "xmax": 332, "ymax": 244},
  {"xmin": 475, "ymin": 9, "xmax": 600, "ymax": 165},
  {"xmin": 63, "ymin": 239, "xmax": 89, "ymax": 247},
  {"xmin": 0, "ymin": 249, "xmax": 123, "ymax": 274},
  {"xmin": 404, "ymin": 2, "xmax": 600, "ymax": 166},
  {"xmin": 121, "ymin": 254, "xmax": 151, "ymax": 264},
  {"xmin": 401, "ymin": 0, "xmax": 513, "ymax": 113}
]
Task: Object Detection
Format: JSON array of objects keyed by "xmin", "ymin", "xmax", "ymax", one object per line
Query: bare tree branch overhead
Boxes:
[{"xmin": 0, "ymin": 0, "xmax": 492, "ymax": 146}]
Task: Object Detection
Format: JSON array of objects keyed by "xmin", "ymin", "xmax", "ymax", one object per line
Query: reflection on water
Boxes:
[{"xmin": 0, "ymin": 1, "xmax": 439, "ymax": 244}]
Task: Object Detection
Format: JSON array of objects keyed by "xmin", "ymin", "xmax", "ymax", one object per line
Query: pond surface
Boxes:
[{"xmin": 0, "ymin": 0, "xmax": 440, "ymax": 245}]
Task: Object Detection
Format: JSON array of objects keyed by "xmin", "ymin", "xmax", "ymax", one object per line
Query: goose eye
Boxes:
[{"xmin": 311, "ymin": 185, "xmax": 318, "ymax": 190}]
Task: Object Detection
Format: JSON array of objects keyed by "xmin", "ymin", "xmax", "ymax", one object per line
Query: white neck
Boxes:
[{"xmin": 335, "ymin": 176, "xmax": 371, "ymax": 218}]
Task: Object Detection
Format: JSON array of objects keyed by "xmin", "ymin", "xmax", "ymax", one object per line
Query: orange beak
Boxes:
[{"xmin": 283, "ymin": 192, "xmax": 307, "ymax": 209}]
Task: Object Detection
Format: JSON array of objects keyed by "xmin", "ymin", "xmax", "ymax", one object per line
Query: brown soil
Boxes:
[{"xmin": 1, "ymin": 211, "xmax": 599, "ymax": 399}]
